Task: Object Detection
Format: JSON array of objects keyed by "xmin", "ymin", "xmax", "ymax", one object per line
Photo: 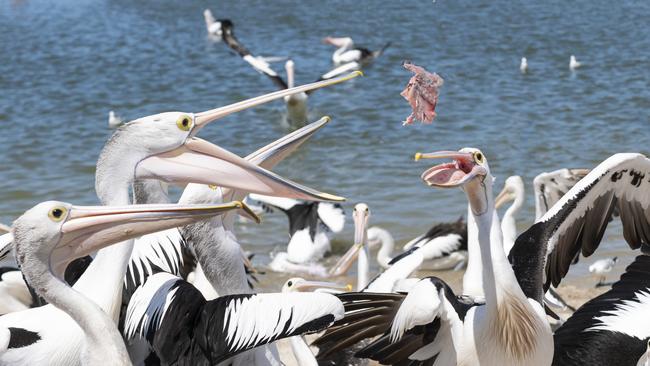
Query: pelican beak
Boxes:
[
  {"xmin": 293, "ymin": 280, "xmax": 352, "ymax": 293},
  {"xmin": 191, "ymin": 72, "xmax": 361, "ymax": 134},
  {"xmin": 51, "ymin": 201, "xmax": 254, "ymax": 278},
  {"xmin": 416, "ymin": 151, "xmax": 487, "ymax": 188},
  {"xmin": 329, "ymin": 207, "xmax": 368, "ymax": 276},
  {"xmin": 135, "ymin": 137, "xmax": 344, "ymax": 202},
  {"xmin": 245, "ymin": 116, "xmax": 330, "ymax": 170},
  {"xmin": 494, "ymin": 186, "xmax": 514, "ymax": 209}
]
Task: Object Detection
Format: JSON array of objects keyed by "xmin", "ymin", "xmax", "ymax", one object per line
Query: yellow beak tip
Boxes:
[
  {"xmin": 346, "ymin": 284, "xmax": 353, "ymax": 291},
  {"xmin": 414, "ymin": 152, "xmax": 422, "ymax": 161},
  {"xmin": 323, "ymin": 116, "xmax": 331, "ymax": 122},
  {"xmin": 354, "ymin": 70, "xmax": 364, "ymax": 77}
]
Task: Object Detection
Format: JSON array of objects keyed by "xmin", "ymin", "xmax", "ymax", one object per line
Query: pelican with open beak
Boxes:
[{"xmin": 12, "ymin": 200, "xmax": 252, "ymax": 366}]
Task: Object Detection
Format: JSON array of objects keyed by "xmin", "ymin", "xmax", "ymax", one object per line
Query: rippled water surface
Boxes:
[{"xmin": 1, "ymin": 0, "xmax": 649, "ymax": 289}]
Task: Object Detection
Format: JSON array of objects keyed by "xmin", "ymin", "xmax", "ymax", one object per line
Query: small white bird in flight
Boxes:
[
  {"xmin": 520, "ymin": 57, "xmax": 528, "ymax": 73},
  {"xmin": 570, "ymin": 55, "xmax": 581, "ymax": 70},
  {"xmin": 589, "ymin": 256, "xmax": 618, "ymax": 287}
]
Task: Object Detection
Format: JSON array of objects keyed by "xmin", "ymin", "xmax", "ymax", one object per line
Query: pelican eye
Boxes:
[
  {"xmin": 176, "ymin": 115, "xmax": 192, "ymax": 131},
  {"xmin": 48, "ymin": 207, "xmax": 67, "ymax": 222},
  {"xmin": 287, "ymin": 280, "xmax": 293, "ymax": 287},
  {"xmin": 473, "ymin": 152, "xmax": 484, "ymax": 164}
]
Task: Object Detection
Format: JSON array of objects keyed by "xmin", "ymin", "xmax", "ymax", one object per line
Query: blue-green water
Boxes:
[{"xmin": 1, "ymin": 0, "xmax": 649, "ymax": 286}]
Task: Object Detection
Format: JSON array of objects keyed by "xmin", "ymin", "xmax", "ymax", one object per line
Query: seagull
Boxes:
[
  {"xmin": 589, "ymin": 257, "xmax": 618, "ymax": 287},
  {"xmin": 520, "ymin": 57, "xmax": 528, "ymax": 73},
  {"xmin": 570, "ymin": 55, "xmax": 581, "ymax": 70},
  {"xmin": 108, "ymin": 110, "xmax": 123, "ymax": 128}
]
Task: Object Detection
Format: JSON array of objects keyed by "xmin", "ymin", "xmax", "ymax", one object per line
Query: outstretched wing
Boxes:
[
  {"xmin": 510, "ymin": 153, "xmax": 650, "ymax": 304},
  {"xmin": 553, "ymin": 255, "xmax": 650, "ymax": 366},
  {"xmin": 125, "ymin": 272, "xmax": 343, "ymax": 364},
  {"xmin": 220, "ymin": 21, "xmax": 288, "ymax": 90}
]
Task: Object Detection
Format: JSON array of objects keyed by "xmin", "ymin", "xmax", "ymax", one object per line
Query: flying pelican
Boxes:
[
  {"xmin": 570, "ymin": 55, "xmax": 581, "ymax": 70},
  {"xmin": 214, "ymin": 18, "xmax": 346, "ymax": 126},
  {"xmin": 108, "ymin": 110, "xmax": 123, "ymax": 128},
  {"xmin": 589, "ymin": 257, "xmax": 618, "ymax": 287},
  {"xmin": 322, "ymin": 36, "xmax": 391, "ymax": 65},
  {"xmin": 10, "ymin": 200, "xmax": 247, "ymax": 365},
  {"xmin": 319, "ymin": 151, "xmax": 650, "ymax": 366},
  {"xmin": 203, "ymin": 9, "xmax": 227, "ymax": 39},
  {"xmin": 520, "ymin": 57, "xmax": 528, "ymax": 73},
  {"xmin": 0, "ymin": 74, "xmax": 358, "ymax": 365}
]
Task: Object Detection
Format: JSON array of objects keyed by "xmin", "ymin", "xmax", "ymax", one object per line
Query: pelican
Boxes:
[
  {"xmin": 10, "ymin": 200, "xmax": 246, "ymax": 365},
  {"xmin": 319, "ymin": 151, "xmax": 650, "ymax": 366},
  {"xmin": 570, "ymin": 55, "xmax": 581, "ymax": 70},
  {"xmin": 520, "ymin": 57, "xmax": 528, "ymax": 73},
  {"xmin": 0, "ymin": 74, "xmax": 358, "ymax": 365},
  {"xmin": 494, "ymin": 175, "xmax": 525, "ymax": 255},
  {"xmin": 322, "ymin": 37, "xmax": 391, "ymax": 65},
  {"xmin": 214, "ymin": 18, "xmax": 342, "ymax": 126},
  {"xmin": 108, "ymin": 110, "xmax": 123, "ymax": 128},
  {"xmin": 589, "ymin": 257, "xmax": 618, "ymax": 287},
  {"xmin": 249, "ymin": 193, "xmax": 345, "ymax": 270},
  {"xmin": 125, "ymin": 116, "xmax": 350, "ymax": 364}
]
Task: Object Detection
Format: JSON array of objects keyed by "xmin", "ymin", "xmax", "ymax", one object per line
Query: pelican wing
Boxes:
[
  {"xmin": 510, "ymin": 153, "xmax": 650, "ymax": 304},
  {"xmin": 219, "ymin": 21, "xmax": 288, "ymax": 90},
  {"xmin": 403, "ymin": 218, "xmax": 466, "ymax": 252},
  {"xmin": 533, "ymin": 168, "xmax": 590, "ymax": 219},
  {"xmin": 125, "ymin": 229, "xmax": 195, "ymax": 297},
  {"xmin": 125, "ymin": 272, "xmax": 343, "ymax": 364},
  {"xmin": 553, "ymin": 255, "xmax": 650, "ymax": 365},
  {"xmin": 364, "ymin": 247, "xmax": 424, "ymax": 293},
  {"xmin": 314, "ymin": 292, "xmax": 406, "ymax": 360}
]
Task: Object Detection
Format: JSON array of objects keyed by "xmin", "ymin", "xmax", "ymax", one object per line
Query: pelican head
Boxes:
[
  {"xmin": 12, "ymin": 200, "xmax": 249, "ymax": 279},
  {"xmin": 95, "ymin": 74, "xmax": 361, "ymax": 205},
  {"xmin": 495, "ymin": 175, "xmax": 525, "ymax": 209},
  {"xmin": 281, "ymin": 277, "xmax": 351, "ymax": 293},
  {"xmin": 329, "ymin": 203, "xmax": 370, "ymax": 276},
  {"xmin": 415, "ymin": 148, "xmax": 492, "ymax": 215}
]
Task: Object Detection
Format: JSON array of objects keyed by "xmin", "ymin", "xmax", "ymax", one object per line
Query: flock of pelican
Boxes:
[{"xmin": 1, "ymin": 8, "xmax": 649, "ymax": 366}]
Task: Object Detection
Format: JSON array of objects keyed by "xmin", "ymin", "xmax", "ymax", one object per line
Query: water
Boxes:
[{"xmin": 1, "ymin": 0, "xmax": 649, "ymax": 291}]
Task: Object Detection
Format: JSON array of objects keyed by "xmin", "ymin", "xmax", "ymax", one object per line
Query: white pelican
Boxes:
[
  {"xmin": 322, "ymin": 151, "xmax": 650, "ymax": 366},
  {"xmin": 570, "ymin": 55, "xmax": 581, "ymax": 70},
  {"xmin": 533, "ymin": 168, "xmax": 590, "ymax": 220},
  {"xmin": 0, "ymin": 75, "xmax": 358, "ymax": 365},
  {"xmin": 589, "ymin": 257, "xmax": 618, "ymax": 287},
  {"xmin": 322, "ymin": 36, "xmax": 391, "ymax": 65},
  {"xmin": 11, "ymin": 200, "xmax": 246, "ymax": 365},
  {"xmin": 249, "ymin": 193, "xmax": 345, "ymax": 269},
  {"xmin": 108, "ymin": 110, "xmax": 123, "ymax": 129},
  {"xmin": 520, "ymin": 57, "xmax": 528, "ymax": 73},
  {"xmin": 495, "ymin": 175, "xmax": 525, "ymax": 255}
]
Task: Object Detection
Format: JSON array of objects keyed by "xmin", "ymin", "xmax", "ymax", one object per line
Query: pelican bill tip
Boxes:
[{"xmin": 414, "ymin": 152, "xmax": 423, "ymax": 161}]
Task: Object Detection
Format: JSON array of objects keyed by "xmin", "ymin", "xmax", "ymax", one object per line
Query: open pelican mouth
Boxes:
[{"xmin": 415, "ymin": 151, "xmax": 487, "ymax": 188}]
